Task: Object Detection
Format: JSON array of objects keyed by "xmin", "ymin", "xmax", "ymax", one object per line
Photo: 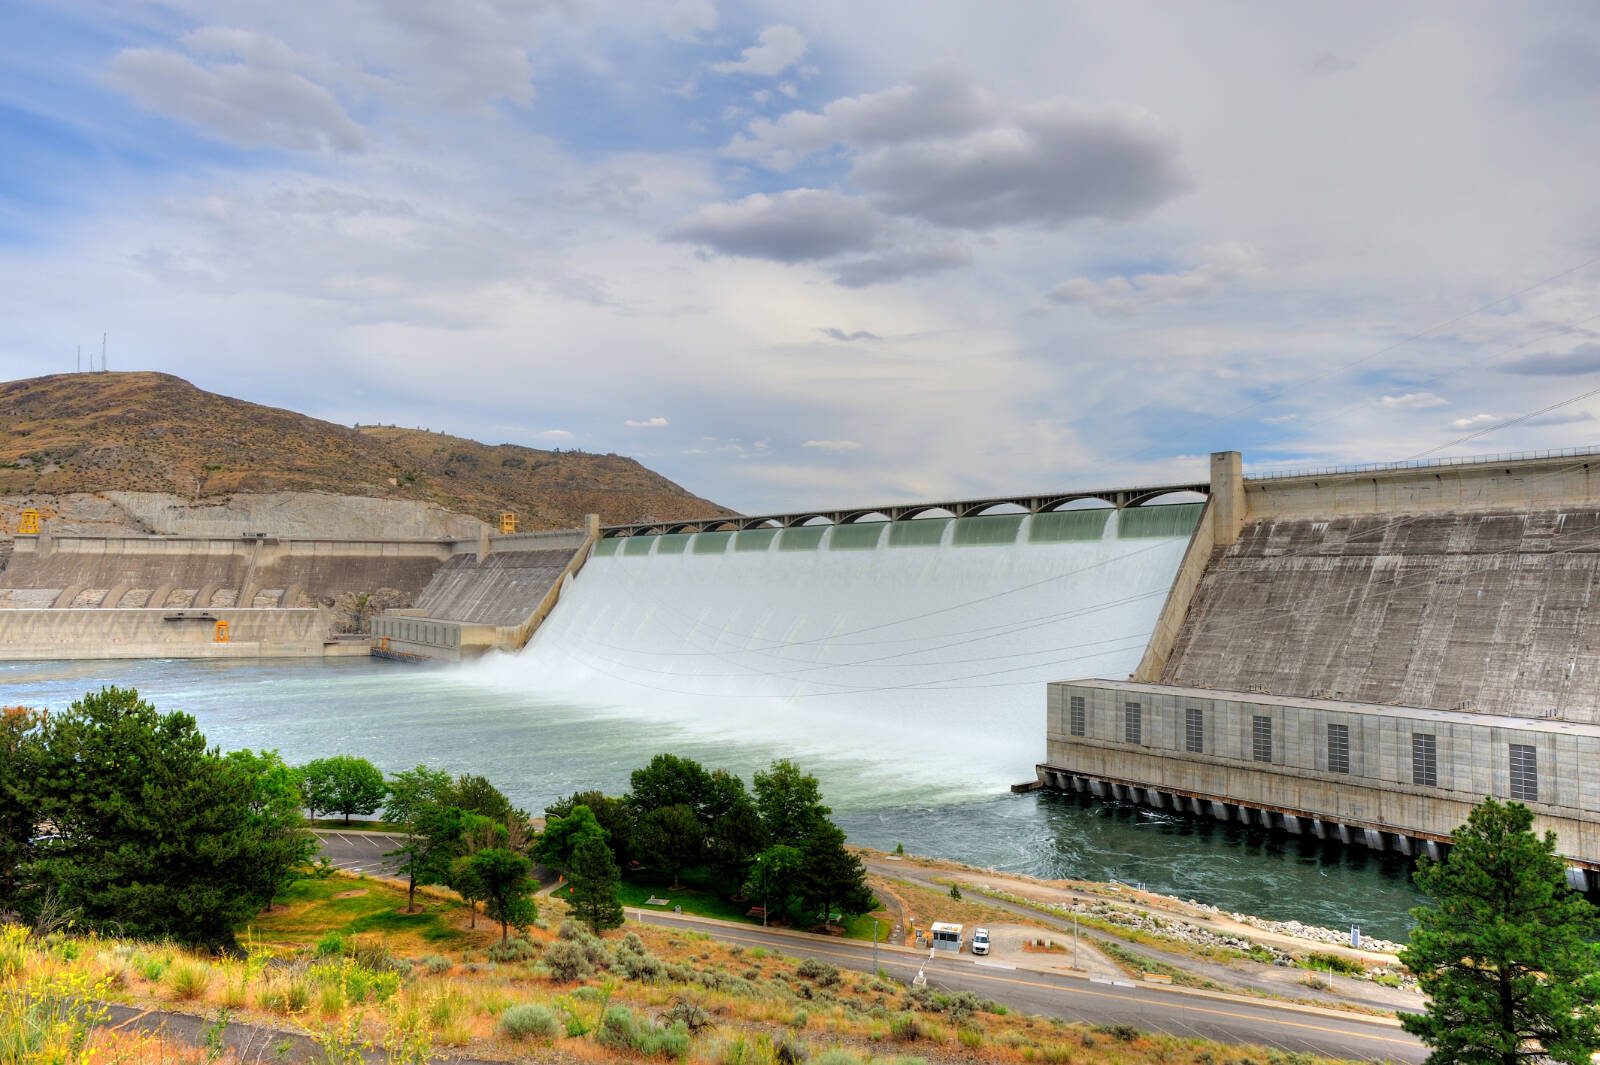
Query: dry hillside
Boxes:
[{"xmin": 0, "ymin": 372, "xmax": 727, "ymax": 529}]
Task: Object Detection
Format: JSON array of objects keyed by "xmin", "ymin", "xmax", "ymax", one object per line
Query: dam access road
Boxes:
[{"xmin": 635, "ymin": 909, "xmax": 1422, "ymax": 1062}]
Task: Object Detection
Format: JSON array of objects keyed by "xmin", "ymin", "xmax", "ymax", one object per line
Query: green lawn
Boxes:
[
  {"xmin": 248, "ymin": 873, "xmax": 467, "ymax": 950},
  {"xmin": 576, "ymin": 874, "xmax": 886, "ymax": 942}
]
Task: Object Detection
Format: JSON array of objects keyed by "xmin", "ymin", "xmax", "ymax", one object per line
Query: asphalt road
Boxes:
[
  {"xmin": 635, "ymin": 910, "xmax": 1424, "ymax": 1063},
  {"xmin": 313, "ymin": 829, "xmax": 405, "ymax": 875}
]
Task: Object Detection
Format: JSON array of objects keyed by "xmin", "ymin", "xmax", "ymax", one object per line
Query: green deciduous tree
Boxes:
[
  {"xmin": 546, "ymin": 790, "xmax": 634, "ymax": 866},
  {"xmin": 569, "ymin": 834, "xmax": 625, "ymax": 935},
  {"xmin": 29, "ymin": 687, "xmax": 269, "ymax": 950},
  {"xmin": 707, "ymin": 793, "xmax": 766, "ymax": 891},
  {"xmin": 628, "ymin": 754, "xmax": 711, "ymax": 820},
  {"xmin": 451, "ymin": 774, "xmax": 514, "ymax": 823},
  {"xmin": 299, "ymin": 755, "xmax": 388, "ymax": 825},
  {"xmin": 753, "ymin": 759, "xmax": 830, "ymax": 847},
  {"xmin": 635, "ymin": 804, "xmax": 703, "ymax": 890},
  {"xmin": 0, "ymin": 706, "xmax": 43, "ymax": 912},
  {"xmin": 744, "ymin": 844, "xmax": 804, "ymax": 925},
  {"xmin": 536, "ymin": 804, "xmax": 608, "ymax": 872},
  {"xmin": 384, "ymin": 765, "xmax": 462, "ymax": 913},
  {"xmin": 222, "ymin": 749, "xmax": 317, "ymax": 909},
  {"xmin": 1400, "ymin": 798, "xmax": 1600, "ymax": 1065},
  {"xmin": 467, "ymin": 847, "xmax": 537, "ymax": 945}
]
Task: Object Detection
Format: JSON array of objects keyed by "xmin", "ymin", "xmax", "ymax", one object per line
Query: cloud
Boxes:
[
  {"xmin": 1449, "ymin": 413, "xmax": 1497, "ymax": 429},
  {"xmin": 723, "ymin": 65, "xmax": 1189, "ymax": 230},
  {"xmin": 625, "ymin": 416, "xmax": 670, "ymax": 428},
  {"xmin": 853, "ymin": 99, "xmax": 1190, "ymax": 229},
  {"xmin": 1379, "ymin": 392, "xmax": 1449, "ymax": 409},
  {"xmin": 724, "ymin": 64, "xmax": 995, "ymax": 170},
  {"xmin": 711, "ymin": 25, "xmax": 806, "ymax": 77},
  {"xmin": 537, "ymin": 428, "xmax": 575, "ymax": 440},
  {"xmin": 1499, "ymin": 343, "xmax": 1600, "ymax": 376},
  {"xmin": 664, "ymin": 0, "xmax": 717, "ymax": 42},
  {"xmin": 666, "ymin": 189, "xmax": 879, "ymax": 261},
  {"xmin": 1049, "ymin": 243, "xmax": 1262, "ymax": 315},
  {"xmin": 803, "ymin": 439, "xmax": 861, "ymax": 451},
  {"xmin": 832, "ymin": 243, "xmax": 973, "ymax": 287},
  {"xmin": 819, "ymin": 327, "xmax": 881, "ymax": 342},
  {"xmin": 109, "ymin": 30, "xmax": 365, "ymax": 152}
]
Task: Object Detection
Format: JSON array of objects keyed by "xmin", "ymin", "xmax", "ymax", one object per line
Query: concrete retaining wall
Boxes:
[
  {"xmin": 1246, "ymin": 453, "xmax": 1600, "ymax": 520},
  {"xmin": 0, "ymin": 607, "xmax": 363, "ymax": 660},
  {"xmin": 1042, "ymin": 679, "xmax": 1600, "ymax": 867}
]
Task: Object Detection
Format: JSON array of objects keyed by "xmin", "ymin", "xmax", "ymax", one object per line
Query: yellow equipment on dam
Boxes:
[
  {"xmin": 16, "ymin": 509, "xmax": 39, "ymax": 535},
  {"xmin": 500, "ymin": 511, "xmax": 518, "ymax": 534}
]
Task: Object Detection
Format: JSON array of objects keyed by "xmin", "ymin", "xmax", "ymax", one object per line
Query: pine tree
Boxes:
[
  {"xmin": 1400, "ymin": 798, "xmax": 1600, "ymax": 1065},
  {"xmin": 466, "ymin": 847, "xmax": 537, "ymax": 945},
  {"xmin": 569, "ymin": 834, "xmax": 625, "ymax": 934}
]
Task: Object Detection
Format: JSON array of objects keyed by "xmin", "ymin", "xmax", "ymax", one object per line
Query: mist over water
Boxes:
[{"xmin": 1, "ymin": 506, "xmax": 1423, "ymax": 938}]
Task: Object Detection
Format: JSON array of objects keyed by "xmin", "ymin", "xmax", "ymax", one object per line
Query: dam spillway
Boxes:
[{"xmin": 497, "ymin": 505, "xmax": 1203, "ymax": 792}]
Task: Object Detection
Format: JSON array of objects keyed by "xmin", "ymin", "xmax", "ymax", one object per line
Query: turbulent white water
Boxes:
[{"xmin": 468, "ymin": 506, "xmax": 1201, "ymax": 798}]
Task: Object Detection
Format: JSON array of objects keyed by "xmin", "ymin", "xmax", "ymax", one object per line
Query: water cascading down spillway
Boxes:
[{"xmin": 510, "ymin": 504, "xmax": 1203, "ymax": 795}]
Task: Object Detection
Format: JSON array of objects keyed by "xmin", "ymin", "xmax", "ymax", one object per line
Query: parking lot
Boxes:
[{"xmin": 313, "ymin": 829, "xmax": 404, "ymax": 876}]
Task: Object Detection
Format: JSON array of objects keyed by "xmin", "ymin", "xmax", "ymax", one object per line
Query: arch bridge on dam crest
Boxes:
[{"xmin": 601, "ymin": 480, "xmax": 1213, "ymax": 537}]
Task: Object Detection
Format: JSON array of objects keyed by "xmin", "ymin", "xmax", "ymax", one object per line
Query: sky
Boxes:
[{"xmin": 2, "ymin": 2, "xmax": 1600, "ymax": 513}]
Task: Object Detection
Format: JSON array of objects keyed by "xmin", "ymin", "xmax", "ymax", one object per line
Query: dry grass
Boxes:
[{"xmin": 0, "ymin": 876, "xmax": 1364, "ymax": 1065}]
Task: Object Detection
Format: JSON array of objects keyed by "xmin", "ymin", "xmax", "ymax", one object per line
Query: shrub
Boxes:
[
  {"xmin": 773, "ymin": 1030, "xmax": 808, "ymax": 1063},
  {"xmin": 314, "ymin": 932, "xmax": 348, "ymax": 957},
  {"xmin": 421, "ymin": 955, "xmax": 452, "ymax": 974},
  {"xmin": 791, "ymin": 1008, "xmax": 809, "ymax": 1029},
  {"xmin": 1096, "ymin": 1023, "xmax": 1139, "ymax": 1043},
  {"xmin": 813, "ymin": 1052, "xmax": 862, "ymax": 1065},
  {"xmin": 890, "ymin": 1012, "xmax": 924, "ymax": 1041},
  {"xmin": 488, "ymin": 937, "xmax": 538, "ymax": 963},
  {"xmin": 595, "ymin": 1005, "xmax": 691, "ymax": 1058},
  {"xmin": 796, "ymin": 959, "xmax": 840, "ymax": 987},
  {"xmin": 661, "ymin": 1000, "xmax": 714, "ymax": 1033},
  {"xmin": 499, "ymin": 1003, "xmax": 559, "ymax": 1041},
  {"xmin": 168, "ymin": 961, "xmax": 210, "ymax": 1001},
  {"xmin": 544, "ymin": 939, "xmax": 595, "ymax": 982},
  {"xmin": 1301, "ymin": 951, "xmax": 1365, "ymax": 977}
]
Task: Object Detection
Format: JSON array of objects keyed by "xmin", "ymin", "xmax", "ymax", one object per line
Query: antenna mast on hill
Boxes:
[
  {"xmin": 76, "ymin": 345, "xmax": 80, "ymax": 372},
  {"xmin": 101, "ymin": 332, "xmax": 107, "ymax": 373}
]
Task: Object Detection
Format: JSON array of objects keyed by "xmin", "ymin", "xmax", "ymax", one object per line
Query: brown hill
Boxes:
[{"xmin": 0, "ymin": 372, "xmax": 727, "ymax": 529}]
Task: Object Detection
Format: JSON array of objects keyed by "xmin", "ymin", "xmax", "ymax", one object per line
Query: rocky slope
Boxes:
[{"xmin": 0, "ymin": 372, "xmax": 727, "ymax": 536}]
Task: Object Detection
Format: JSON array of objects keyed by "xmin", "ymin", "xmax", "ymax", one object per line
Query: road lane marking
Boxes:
[
  {"xmin": 977, "ymin": 961, "xmax": 1016, "ymax": 970},
  {"xmin": 637, "ymin": 915, "xmax": 1417, "ymax": 1051}
]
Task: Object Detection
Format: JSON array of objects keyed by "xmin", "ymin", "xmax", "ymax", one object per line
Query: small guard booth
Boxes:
[{"xmin": 930, "ymin": 922, "xmax": 964, "ymax": 953}]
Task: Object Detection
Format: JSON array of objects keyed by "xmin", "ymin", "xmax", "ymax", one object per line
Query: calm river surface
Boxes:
[{"xmin": 3, "ymin": 655, "xmax": 1423, "ymax": 939}]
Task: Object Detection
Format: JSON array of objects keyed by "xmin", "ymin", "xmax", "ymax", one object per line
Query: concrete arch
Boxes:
[
  {"xmin": 895, "ymin": 505, "xmax": 957, "ymax": 520},
  {"xmin": 1129, "ymin": 489, "xmax": 1207, "ymax": 507},
  {"xmin": 959, "ymin": 500, "xmax": 1030, "ymax": 517},
  {"xmin": 795, "ymin": 514, "xmax": 836, "ymax": 527},
  {"xmin": 838, "ymin": 510, "xmax": 892, "ymax": 524},
  {"xmin": 1038, "ymin": 495, "xmax": 1118, "ymax": 512}
]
